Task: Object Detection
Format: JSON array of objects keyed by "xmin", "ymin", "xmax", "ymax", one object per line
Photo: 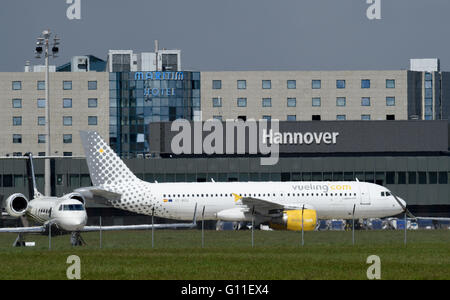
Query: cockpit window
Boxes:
[
  {"xmin": 385, "ymin": 192, "xmax": 391, "ymax": 196},
  {"xmin": 62, "ymin": 204, "xmax": 84, "ymax": 211},
  {"xmin": 381, "ymin": 192, "xmax": 385, "ymax": 197}
]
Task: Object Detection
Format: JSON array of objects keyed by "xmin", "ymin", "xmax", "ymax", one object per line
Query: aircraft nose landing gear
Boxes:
[{"xmin": 70, "ymin": 232, "xmax": 86, "ymax": 247}]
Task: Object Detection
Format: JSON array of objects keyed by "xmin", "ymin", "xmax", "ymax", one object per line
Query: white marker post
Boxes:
[
  {"xmin": 99, "ymin": 216, "xmax": 102, "ymax": 249},
  {"xmin": 404, "ymin": 213, "xmax": 407, "ymax": 246},
  {"xmin": 201, "ymin": 206, "xmax": 205, "ymax": 248},
  {"xmin": 352, "ymin": 204, "xmax": 356, "ymax": 245},
  {"xmin": 301, "ymin": 205, "xmax": 305, "ymax": 247},
  {"xmin": 152, "ymin": 208, "xmax": 155, "ymax": 248}
]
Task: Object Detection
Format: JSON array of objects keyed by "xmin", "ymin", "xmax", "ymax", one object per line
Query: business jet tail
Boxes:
[{"xmin": 80, "ymin": 131, "xmax": 140, "ymax": 187}]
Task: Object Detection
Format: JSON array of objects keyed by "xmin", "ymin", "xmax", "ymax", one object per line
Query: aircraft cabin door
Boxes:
[{"xmin": 359, "ymin": 184, "xmax": 371, "ymax": 205}]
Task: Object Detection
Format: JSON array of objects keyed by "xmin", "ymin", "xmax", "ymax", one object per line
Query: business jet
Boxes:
[
  {"xmin": 0, "ymin": 153, "xmax": 88, "ymax": 246},
  {"xmin": 0, "ymin": 153, "xmax": 197, "ymax": 247},
  {"xmin": 77, "ymin": 131, "xmax": 411, "ymax": 232}
]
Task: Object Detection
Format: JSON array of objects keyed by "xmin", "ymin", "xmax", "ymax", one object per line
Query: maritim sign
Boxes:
[{"xmin": 134, "ymin": 71, "xmax": 184, "ymax": 97}]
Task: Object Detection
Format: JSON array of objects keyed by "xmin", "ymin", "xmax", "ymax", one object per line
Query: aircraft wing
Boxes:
[
  {"xmin": 81, "ymin": 222, "xmax": 197, "ymax": 232},
  {"xmin": 233, "ymin": 193, "xmax": 311, "ymax": 216},
  {"xmin": 414, "ymin": 217, "xmax": 450, "ymax": 221},
  {"xmin": 75, "ymin": 186, "xmax": 122, "ymax": 206},
  {"xmin": 81, "ymin": 203, "xmax": 199, "ymax": 232},
  {"xmin": 0, "ymin": 226, "xmax": 45, "ymax": 233}
]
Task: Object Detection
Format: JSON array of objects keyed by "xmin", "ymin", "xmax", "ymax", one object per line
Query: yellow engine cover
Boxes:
[
  {"xmin": 286, "ymin": 209, "xmax": 317, "ymax": 231},
  {"xmin": 270, "ymin": 209, "xmax": 317, "ymax": 231}
]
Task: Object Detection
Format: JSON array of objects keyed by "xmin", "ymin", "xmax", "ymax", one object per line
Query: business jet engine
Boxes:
[
  {"xmin": 270, "ymin": 209, "xmax": 318, "ymax": 231},
  {"xmin": 63, "ymin": 192, "xmax": 86, "ymax": 205},
  {"xmin": 5, "ymin": 193, "xmax": 29, "ymax": 218}
]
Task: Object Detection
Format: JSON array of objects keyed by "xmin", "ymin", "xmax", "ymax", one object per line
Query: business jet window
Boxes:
[{"xmin": 62, "ymin": 204, "xmax": 84, "ymax": 211}]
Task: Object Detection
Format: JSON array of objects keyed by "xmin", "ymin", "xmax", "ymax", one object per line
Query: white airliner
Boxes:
[{"xmin": 77, "ymin": 131, "xmax": 409, "ymax": 231}]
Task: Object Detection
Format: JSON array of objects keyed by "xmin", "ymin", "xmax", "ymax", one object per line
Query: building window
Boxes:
[
  {"xmin": 361, "ymin": 97, "xmax": 371, "ymax": 106},
  {"xmin": 336, "ymin": 97, "xmax": 346, "ymax": 107},
  {"xmin": 438, "ymin": 172, "xmax": 448, "ymax": 184},
  {"xmin": 88, "ymin": 81, "xmax": 98, "ymax": 90},
  {"xmin": 287, "ymin": 80, "xmax": 296, "ymax": 89},
  {"xmin": 12, "ymin": 81, "xmax": 22, "ymax": 90},
  {"xmin": 418, "ymin": 172, "xmax": 427, "ymax": 184},
  {"xmin": 38, "ymin": 116, "xmax": 45, "ymax": 126},
  {"xmin": 408, "ymin": 172, "xmax": 417, "ymax": 184},
  {"xmin": 361, "ymin": 79, "xmax": 371, "ymax": 88},
  {"xmin": 12, "ymin": 117, "xmax": 22, "ymax": 126},
  {"xmin": 312, "ymin": 80, "xmax": 321, "ymax": 89},
  {"xmin": 336, "ymin": 115, "xmax": 346, "ymax": 121},
  {"xmin": 63, "ymin": 152, "xmax": 73, "ymax": 157},
  {"xmin": 287, "ymin": 115, "xmax": 297, "ymax": 121},
  {"xmin": 262, "ymin": 80, "xmax": 271, "ymax": 89},
  {"xmin": 88, "ymin": 116, "xmax": 98, "ymax": 125},
  {"xmin": 312, "ymin": 97, "xmax": 321, "ymax": 107},
  {"xmin": 88, "ymin": 98, "xmax": 98, "ymax": 108},
  {"xmin": 12, "ymin": 99, "xmax": 22, "ymax": 108},
  {"xmin": 386, "ymin": 97, "xmax": 396, "ymax": 106},
  {"xmin": 262, "ymin": 98, "xmax": 272, "ymax": 107},
  {"xmin": 212, "ymin": 97, "xmax": 222, "ymax": 107},
  {"xmin": 336, "ymin": 80, "xmax": 346, "ymax": 89},
  {"xmin": 386, "ymin": 79, "xmax": 395, "ymax": 88},
  {"xmin": 37, "ymin": 98, "xmax": 46, "ymax": 108},
  {"xmin": 237, "ymin": 80, "xmax": 246, "ymax": 89},
  {"xmin": 287, "ymin": 98, "xmax": 297, "ymax": 107},
  {"xmin": 386, "ymin": 115, "xmax": 395, "ymax": 120},
  {"xmin": 63, "ymin": 98, "xmax": 72, "ymax": 108},
  {"xmin": 312, "ymin": 115, "xmax": 321, "ymax": 121},
  {"xmin": 361, "ymin": 114, "xmax": 371, "ymax": 120},
  {"xmin": 13, "ymin": 134, "xmax": 22, "ymax": 144},
  {"xmin": 63, "ymin": 116, "xmax": 72, "ymax": 126},
  {"xmin": 213, "ymin": 116, "xmax": 223, "ymax": 121},
  {"xmin": 237, "ymin": 98, "xmax": 247, "ymax": 107},
  {"xmin": 212, "ymin": 80, "xmax": 222, "ymax": 89},
  {"xmin": 38, "ymin": 134, "xmax": 46, "ymax": 144},
  {"xmin": 63, "ymin": 81, "xmax": 73, "ymax": 90},
  {"xmin": 37, "ymin": 81, "xmax": 45, "ymax": 90},
  {"xmin": 63, "ymin": 134, "xmax": 73, "ymax": 144},
  {"xmin": 262, "ymin": 115, "xmax": 272, "ymax": 121}
]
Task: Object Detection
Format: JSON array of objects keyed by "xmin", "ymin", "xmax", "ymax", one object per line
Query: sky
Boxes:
[{"xmin": 1, "ymin": 0, "xmax": 450, "ymax": 72}]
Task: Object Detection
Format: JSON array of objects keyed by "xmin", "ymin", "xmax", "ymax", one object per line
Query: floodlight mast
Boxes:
[{"xmin": 35, "ymin": 30, "xmax": 60, "ymax": 196}]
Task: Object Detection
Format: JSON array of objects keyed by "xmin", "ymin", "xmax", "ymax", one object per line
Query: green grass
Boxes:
[{"xmin": 0, "ymin": 230, "xmax": 449, "ymax": 280}]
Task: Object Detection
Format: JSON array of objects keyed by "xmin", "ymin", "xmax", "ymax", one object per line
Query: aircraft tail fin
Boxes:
[
  {"xmin": 24, "ymin": 153, "xmax": 41, "ymax": 199},
  {"xmin": 79, "ymin": 131, "xmax": 139, "ymax": 187}
]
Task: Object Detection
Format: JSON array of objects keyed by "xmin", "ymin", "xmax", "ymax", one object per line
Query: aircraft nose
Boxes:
[{"xmin": 60, "ymin": 215, "xmax": 87, "ymax": 231}]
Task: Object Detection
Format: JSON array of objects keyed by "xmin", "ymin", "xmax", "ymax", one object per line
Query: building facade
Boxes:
[
  {"xmin": 0, "ymin": 72, "xmax": 109, "ymax": 157},
  {"xmin": 201, "ymin": 69, "xmax": 449, "ymax": 122}
]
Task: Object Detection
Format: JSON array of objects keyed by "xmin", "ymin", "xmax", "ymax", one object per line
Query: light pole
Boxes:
[{"xmin": 35, "ymin": 30, "xmax": 59, "ymax": 196}]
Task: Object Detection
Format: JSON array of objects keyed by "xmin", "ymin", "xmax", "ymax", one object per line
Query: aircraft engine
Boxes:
[
  {"xmin": 5, "ymin": 193, "xmax": 29, "ymax": 218},
  {"xmin": 270, "ymin": 209, "xmax": 317, "ymax": 231},
  {"xmin": 63, "ymin": 193, "xmax": 86, "ymax": 205}
]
